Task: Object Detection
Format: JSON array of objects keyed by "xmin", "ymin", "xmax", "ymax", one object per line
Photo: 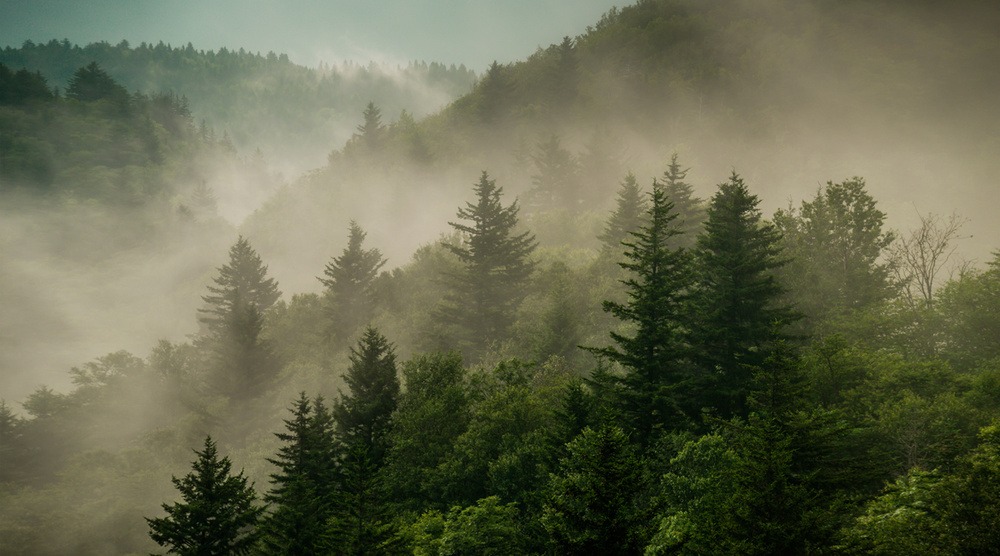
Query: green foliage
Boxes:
[
  {"xmin": 1, "ymin": 40, "xmax": 476, "ymax": 172},
  {"xmin": 0, "ymin": 62, "xmax": 54, "ymax": 105},
  {"xmin": 260, "ymin": 393, "xmax": 338, "ymax": 555},
  {"xmin": 587, "ymin": 178, "xmax": 695, "ymax": 441},
  {"xmin": 66, "ymin": 61, "xmax": 129, "ymax": 108},
  {"xmin": 334, "ymin": 327, "xmax": 399, "ymax": 463},
  {"xmin": 146, "ymin": 436, "xmax": 264, "ymax": 556},
  {"xmin": 774, "ymin": 177, "xmax": 896, "ymax": 333},
  {"xmin": 318, "ymin": 221, "xmax": 386, "ymax": 341},
  {"xmin": 691, "ymin": 172, "xmax": 797, "ymax": 419},
  {"xmin": 542, "ymin": 424, "xmax": 654, "ymax": 555},
  {"xmin": 438, "ymin": 172, "xmax": 538, "ymax": 359},
  {"xmin": 526, "ymin": 134, "xmax": 580, "ymax": 212},
  {"xmin": 331, "ymin": 443, "xmax": 401, "ymax": 556},
  {"xmin": 597, "ymin": 172, "xmax": 648, "ymax": 257},
  {"xmin": 384, "ymin": 351, "xmax": 470, "ymax": 509},
  {"xmin": 935, "ymin": 252, "xmax": 1000, "ymax": 371},
  {"xmin": 660, "ymin": 154, "xmax": 704, "ymax": 250},
  {"xmin": 198, "ymin": 236, "xmax": 281, "ymax": 400},
  {"xmin": 841, "ymin": 423, "xmax": 1000, "ymax": 555}
]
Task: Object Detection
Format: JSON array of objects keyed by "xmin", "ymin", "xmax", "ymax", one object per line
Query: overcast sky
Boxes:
[{"xmin": 1, "ymin": 0, "xmax": 622, "ymax": 71}]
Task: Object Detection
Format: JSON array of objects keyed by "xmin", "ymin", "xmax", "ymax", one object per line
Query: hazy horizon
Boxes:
[{"xmin": 0, "ymin": 0, "xmax": 621, "ymax": 72}]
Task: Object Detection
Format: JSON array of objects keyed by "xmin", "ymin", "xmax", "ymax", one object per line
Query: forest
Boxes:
[{"xmin": 2, "ymin": 0, "xmax": 1000, "ymax": 554}]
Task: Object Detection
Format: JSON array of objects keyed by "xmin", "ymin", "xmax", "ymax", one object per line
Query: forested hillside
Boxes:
[
  {"xmin": 1, "ymin": 39, "xmax": 476, "ymax": 175},
  {"xmin": 2, "ymin": 0, "xmax": 1000, "ymax": 554}
]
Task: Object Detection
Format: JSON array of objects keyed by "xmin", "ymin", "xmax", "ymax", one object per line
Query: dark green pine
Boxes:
[{"xmin": 692, "ymin": 172, "xmax": 798, "ymax": 419}]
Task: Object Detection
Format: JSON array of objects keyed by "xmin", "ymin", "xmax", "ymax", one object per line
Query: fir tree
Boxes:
[
  {"xmin": 660, "ymin": 153, "xmax": 705, "ymax": 249},
  {"xmin": 318, "ymin": 221, "xmax": 386, "ymax": 341},
  {"xmin": 329, "ymin": 329, "xmax": 401, "ymax": 554},
  {"xmin": 198, "ymin": 236, "xmax": 281, "ymax": 400},
  {"xmin": 691, "ymin": 172, "xmax": 798, "ymax": 419},
  {"xmin": 438, "ymin": 171, "xmax": 537, "ymax": 359},
  {"xmin": 146, "ymin": 436, "xmax": 264, "ymax": 556},
  {"xmin": 541, "ymin": 425, "xmax": 653, "ymax": 555},
  {"xmin": 597, "ymin": 172, "xmax": 648, "ymax": 256},
  {"xmin": 260, "ymin": 394, "xmax": 338, "ymax": 556},
  {"xmin": 587, "ymin": 178, "xmax": 695, "ymax": 442},
  {"xmin": 334, "ymin": 326, "xmax": 399, "ymax": 464}
]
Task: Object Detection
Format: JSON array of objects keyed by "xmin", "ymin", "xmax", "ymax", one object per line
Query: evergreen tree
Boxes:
[
  {"xmin": 260, "ymin": 394, "xmax": 338, "ymax": 556},
  {"xmin": 527, "ymin": 134, "xmax": 579, "ymax": 212},
  {"xmin": 66, "ymin": 61, "xmax": 130, "ymax": 111},
  {"xmin": 660, "ymin": 153, "xmax": 705, "ymax": 249},
  {"xmin": 587, "ymin": 179, "xmax": 695, "ymax": 442},
  {"xmin": 325, "ymin": 329, "xmax": 401, "ymax": 553},
  {"xmin": 198, "ymin": 236, "xmax": 281, "ymax": 400},
  {"xmin": 318, "ymin": 221, "xmax": 386, "ymax": 341},
  {"xmin": 146, "ymin": 436, "xmax": 265, "ymax": 556},
  {"xmin": 355, "ymin": 101, "xmax": 385, "ymax": 150},
  {"xmin": 383, "ymin": 351, "xmax": 470, "ymax": 509},
  {"xmin": 438, "ymin": 171, "xmax": 537, "ymax": 359},
  {"xmin": 333, "ymin": 326, "xmax": 399, "ymax": 463},
  {"xmin": 476, "ymin": 61, "xmax": 514, "ymax": 124},
  {"xmin": 597, "ymin": 172, "xmax": 648, "ymax": 256},
  {"xmin": 541, "ymin": 425, "xmax": 653, "ymax": 555},
  {"xmin": 330, "ymin": 443, "xmax": 400, "ymax": 555},
  {"xmin": 691, "ymin": 172, "xmax": 798, "ymax": 419}
]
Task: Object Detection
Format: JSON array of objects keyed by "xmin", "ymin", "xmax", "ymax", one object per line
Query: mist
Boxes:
[{"xmin": 2, "ymin": 0, "xmax": 999, "ymax": 553}]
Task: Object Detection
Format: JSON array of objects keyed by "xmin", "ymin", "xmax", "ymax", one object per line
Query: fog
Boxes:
[{"xmin": 1, "ymin": 0, "xmax": 999, "ymax": 550}]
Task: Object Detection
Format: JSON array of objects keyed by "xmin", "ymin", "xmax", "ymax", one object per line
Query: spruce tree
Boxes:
[
  {"xmin": 146, "ymin": 436, "xmax": 264, "ymax": 556},
  {"xmin": 198, "ymin": 236, "xmax": 281, "ymax": 400},
  {"xmin": 330, "ymin": 328, "xmax": 401, "ymax": 554},
  {"xmin": 541, "ymin": 425, "xmax": 653, "ymax": 555},
  {"xmin": 597, "ymin": 172, "xmax": 648, "ymax": 257},
  {"xmin": 587, "ymin": 178, "xmax": 695, "ymax": 441},
  {"xmin": 356, "ymin": 101, "xmax": 385, "ymax": 150},
  {"xmin": 660, "ymin": 153, "xmax": 705, "ymax": 249},
  {"xmin": 333, "ymin": 326, "xmax": 399, "ymax": 463},
  {"xmin": 260, "ymin": 394, "xmax": 338, "ymax": 556},
  {"xmin": 318, "ymin": 221, "xmax": 386, "ymax": 341},
  {"xmin": 691, "ymin": 172, "xmax": 798, "ymax": 419},
  {"xmin": 439, "ymin": 171, "xmax": 537, "ymax": 359}
]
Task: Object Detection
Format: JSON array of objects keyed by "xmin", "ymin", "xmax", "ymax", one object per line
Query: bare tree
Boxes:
[{"xmin": 891, "ymin": 211, "xmax": 967, "ymax": 308}]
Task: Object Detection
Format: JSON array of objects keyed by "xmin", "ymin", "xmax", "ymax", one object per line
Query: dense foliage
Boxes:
[{"xmin": 2, "ymin": 0, "xmax": 1000, "ymax": 554}]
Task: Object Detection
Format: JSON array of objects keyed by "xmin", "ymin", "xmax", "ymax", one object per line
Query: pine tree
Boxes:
[
  {"xmin": 318, "ymin": 221, "xmax": 386, "ymax": 341},
  {"xmin": 691, "ymin": 172, "xmax": 798, "ymax": 419},
  {"xmin": 329, "ymin": 328, "xmax": 401, "ymax": 554},
  {"xmin": 66, "ymin": 61, "xmax": 129, "ymax": 107},
  {"xmin": 146, "ymin": 436, "xmax": 265, "ymax": 556},
  {"xmin": 356, "ymin": 101, "xmax": 385, "ymax": 150},
  {"xmin": 260, "ymin": 394, "xmax": 338, "ymax": 556},
  {"xmin": 198, "ymin": 236, "xmax": 281, "ymax": 400},
  {"xmin": 587, "ymin": 179, "xmax": 695, "ymax": 441},
  {"xmin": 438, "ymin": 171, "xmax": 537, "ymax": 359},
  {"xmin": 527, "ymin": 134, "xmax": 579, "ymax": 212},
  {"xmin": 334, "ymin": 327, "xmax": 399, "ymax": 463},
  {"xmin": 597, "ymin": 172, "xmax": 648, "ymax": 256},
  {"xmin": 660, "ymin": 153, "xmax": 705, "ymax": 249},
  {"xmin": 541, "ymin": 425, "xmax": 653, "ymax": 555}
]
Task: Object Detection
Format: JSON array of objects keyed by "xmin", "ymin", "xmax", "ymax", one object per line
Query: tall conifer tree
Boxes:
[
  {"xmin": 146, "ymin": 436, "xmax": 264, "ymax": 556},
  {"xmin": 587, "ymin": 178, "xmax": 695, "ymax": 441},
  {"xmin": 260, "ymin": 394, "xmax": 338, "ymax": 556},
  {"xmin": 318, "ymin": 221, "xmax": 386, "ymax": 341},
  {"xmin": 692, "ymin": 172, "xmax": 798, "ymax": 419},
  {"xmin": 198, "ymin": 236, "xmax": 281, "ymax": 400},
  {"xmin": 439, "ymin": 171, "xmax": 537, "ymax": 359}
]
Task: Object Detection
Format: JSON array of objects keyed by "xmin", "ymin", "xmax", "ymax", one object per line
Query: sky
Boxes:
[{"xmin": 0, "ymin": 0, "xmax": 622, "ymax": 72}]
